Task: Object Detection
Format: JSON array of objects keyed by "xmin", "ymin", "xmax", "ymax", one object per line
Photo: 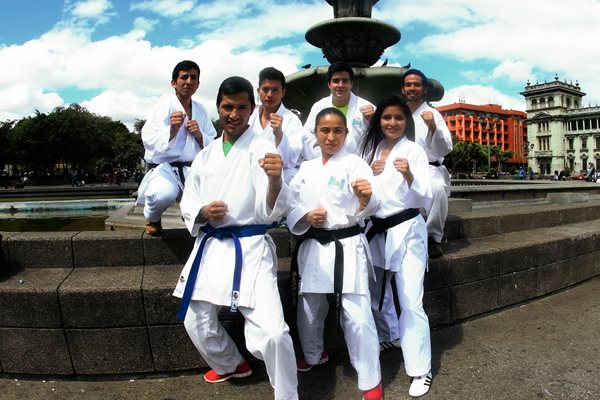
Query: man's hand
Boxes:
[
  {"xmin": 199, "ymin": 201, "xmax": 228, "ymax": 222},
  {"xmin": 351, "ymin": 178, "xmax": 372, "ymax": 209},
  {"xmin": 186, "ymin": 119, "xmax": 204, "ymax": 148},
  {"xmin": 170, "ymin": 111, "xmax": 186, "ymax": 139},
  {"xmin": 360, "ymin": 105, "xmax": 375, "ymax": 122},
  {"xmin": 259, "ymin": 153, "xmax": 283, "ymax": 181},
  {"xmin": 307, "ymin": 208, "xmax": 327, "ymax": 228},
  {"xmin": 260, "ymin": 153, "xmax": 283, "ymax": 211},
  {"xmin": 269, "ymin": 113, "xmax": 284, "ymax": 146},
  {"xmin": 420, "ymin": 110, "xmax": 437, "ymax": 133},
  {"xmin": 371, "ymin": 159, "xmax": 386, "ymax": 176}
]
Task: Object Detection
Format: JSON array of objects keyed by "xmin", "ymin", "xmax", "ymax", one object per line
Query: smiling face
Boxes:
[
  {"xmin": 171, "ymin": 68, "xmax": 200, "ymax": 100},
  {"xmin": 401, "ymin": 73, "xmax": 427, "ymax": 105},
  {"xmin": 327, "ymin": 71, "xmax": 353, "ymax": 107},
  {"xmin": 217, "ymin": 91, "xmax": 255, "ymax": 142},
  {"xmin": 380, "ymin": 105, "xmax": 408, "ymax": 144},
  {"xmin": 316, "ymin": 112, "xmax": 347, "ymax": 161}
]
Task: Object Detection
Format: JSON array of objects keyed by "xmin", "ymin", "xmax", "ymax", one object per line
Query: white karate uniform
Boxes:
[
  {"xmin": 249, "ymin": 103, "xmax": 303, "ymax": 184},
  {"xmin": 137, "ymin": 94, "xmax": 216, "ymax": 222},
  {"xmin": 300, "ymin": 93, "xmax": 374, "ymax": 160},
  {"xmin": 366, "ymin": 137, "xmax": 433, "ymax": 377},
  {"xmin": 287, "ymin": 149, "xmax": 381, "ymax": 391},
  {"xmin": 412, "ymin": 102, "xmax": 452, "ymax": 243},
  {"xmin": 173, "ymin": 127, "xmax": 298, "ymax": 400}
]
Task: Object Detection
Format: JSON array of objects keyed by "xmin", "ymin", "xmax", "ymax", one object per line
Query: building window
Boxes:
[
  {"xmin": 532, "ymin": 99, "xmax": 538, "ymax": 110},
  {"xmin": 582, "ymin": 137, "xmax": 588, "ymax": 150},
  {"xmin": 596, "ymin": 136, "xmax": 600, "ymax": 150},
  {"xmin": 568, "ymin": 138, "xmax": 574, "ymax": 150},
  {"xmin": 540, "ymin": 98, "xmax": 546, "ymax": 108},
  {"xmin": 567, "ymin": 98, "xmax": 571, "ymax": 108},
  {"xmin": 548, "ymin": 96, "xmax": 554, "ymax": 107}
]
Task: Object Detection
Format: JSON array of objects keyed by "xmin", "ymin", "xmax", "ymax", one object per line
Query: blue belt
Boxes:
[{"xmin": 176, "ymin": 223, "xmax": 273, "ymax": 321}]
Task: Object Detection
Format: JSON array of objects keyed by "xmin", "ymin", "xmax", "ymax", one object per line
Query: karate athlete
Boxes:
[
  {"xmin": 401, "ymin": 69, "xmax": 452, "ymax": 258},
  {"xmin": 287, "ymin": 108, "xmax": 384, "ymax": 400},
  {"xmin": 249, "ymin": 67, "xmax": 303, "ymax": 184},
  {"xmin": 173, "ymin": 77, "xmax": 298, "ymax": 400},
  {"xmin": 138, "ymin": 60, "xmax": 216, "ymax": 236},
  {"xmin": 360, "ymin": 95, "xmax": 433, "ymax": 398},
  {"xmin": 300, "ymin": 62, "xmax": 374, "ymax": 160}
]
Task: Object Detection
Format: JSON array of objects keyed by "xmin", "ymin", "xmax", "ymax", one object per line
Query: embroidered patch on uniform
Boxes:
[{"xmin": 327, "ymin": 175, "xmax": 346, "ymax": 190}]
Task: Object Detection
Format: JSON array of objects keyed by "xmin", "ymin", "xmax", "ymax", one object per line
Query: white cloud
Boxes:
[
  {"xmin": 439, "ymin": 85, "xmax": 525, "ymax": 111},
  {"xmin": 64, "ymin": 0, "xmax": 116, "ymax": 26},
  {"xmin": 377, "ymin": 0, "xmax": 600, "ymax": 105},
  {"xmin": 130, "ymin": 0, "xmax": 196, "ymax": 18},
  {"xmin": 133, "ymin": 17, "xmax": 158, "ymax": 33}
]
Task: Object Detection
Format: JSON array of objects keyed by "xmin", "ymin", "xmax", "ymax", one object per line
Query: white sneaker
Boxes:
[
  {"xmin": 408, "ymin": 371, "xmax": 432, "ymax": 397},
  {"xmin": 379, "ymin": 339, "xmax": 401, "ymax": 351}
]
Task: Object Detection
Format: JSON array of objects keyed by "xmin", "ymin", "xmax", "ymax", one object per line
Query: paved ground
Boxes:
[{"xmin": 2, "ymin": 277, "xmax": 598, "ymax": 400}]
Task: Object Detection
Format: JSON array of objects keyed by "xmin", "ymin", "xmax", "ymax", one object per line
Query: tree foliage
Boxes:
[{"xmin": 3, "ymin": 104, "xmax": 143, "ymax": 175}]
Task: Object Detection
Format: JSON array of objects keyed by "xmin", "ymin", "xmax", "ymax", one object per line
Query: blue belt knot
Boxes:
[{"xmin": 176, "ymin": 222, "xmax": 273, "ymax": 321}]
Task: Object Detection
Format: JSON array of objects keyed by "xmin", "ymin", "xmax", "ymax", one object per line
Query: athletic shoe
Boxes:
[
  {"xmin": 362, "ymin": 381, "xmax": 384, "ymax": 400},
  {"xmin": 408, "ymin": 371, "xmax": 432, "ymax": 397},
  {"xmin": 203, "ymin": 360, "xmax": 253, "ymax": 383},
  {"xmin": 379, "ymin": 339, "xmax": 402, "ymax": 351},
  {"xmin": 296, "ymin": 351, "xmax": 329, "ymax": 372},
  {"xmin": 145, "ymin": 219, "xmax": 163, "ymax": 236}
]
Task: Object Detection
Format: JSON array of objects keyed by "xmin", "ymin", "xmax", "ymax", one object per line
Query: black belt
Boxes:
[
  {"xmin": 291, "ymin": 225, "xmax": 364, "ymax": 326},
  {"xmin": 147, "ymin": 161, "xmax": 192, "ymax": 185},
  {"xmin": 429, "ymin": 161, "xmax": 441, "ymax": 167},
  {"xmin": 365, "ymin": 208, "xmax": 420, "ymax": 242},
  {"xmin": 365, "ymin": 208, "xmax": 419, "ymax": 318}
]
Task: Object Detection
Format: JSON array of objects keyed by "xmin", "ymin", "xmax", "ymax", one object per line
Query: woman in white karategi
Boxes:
[
  {"xmin": 287, "ymin": 107, "xmax": 384, "ymax": 400},
  {"xmin": 359, "ymin": 95, "xmax": 433, "ymax": 398}
]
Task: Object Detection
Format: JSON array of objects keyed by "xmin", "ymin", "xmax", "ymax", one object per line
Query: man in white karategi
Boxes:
[
  {"xmin": 401, "ymin": 69, "xmax": 452, "ymax": 258},
  {"xmin": 300, "ymin": 62, "xmax": 374, "ymax": 159},
  {"xmin": 173, "ymin": 76, "xmax": 298, "ymax": 400},
  {"xmin": 137, "ymin": 60, "xmax": 216, "ymax": 235},
  {"xmin": 249, "ymin": 67, "xmax": 303, "ymax": 184}
]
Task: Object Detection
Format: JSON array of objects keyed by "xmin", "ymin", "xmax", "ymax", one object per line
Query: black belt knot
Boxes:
[{"xmin": 291, "ymin": 225, "xmax": 363, "ymax": 326}]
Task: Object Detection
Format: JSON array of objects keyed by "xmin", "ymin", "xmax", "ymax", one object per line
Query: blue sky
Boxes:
[{"xmin": 1, "ymin": 0, "xmax": 599, "ymax": 129}]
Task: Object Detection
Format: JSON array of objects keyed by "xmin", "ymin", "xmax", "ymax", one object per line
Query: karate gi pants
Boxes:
[
  {"xmin": 369, "ymin": 257, "xmax": 431, "ymax": 377},
  {"xmin": 425, "ymin": 165, "xmax": 449, "ymax": 243},
  {"xmin": 297, "ymin": 292, "xmax": 381, "ymax": 391},
  {"xmin": 141, "ymin": 166, "xmax": 183, "ymax": 223},
  {"xmin": 183, "ymin": 274, "xmax": 298, "ymax": 400}
]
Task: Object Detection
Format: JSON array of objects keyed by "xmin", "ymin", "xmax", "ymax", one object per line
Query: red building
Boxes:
[{"xmin": 436, "ymin": 102, "xmax": 529, "ymax": 167}]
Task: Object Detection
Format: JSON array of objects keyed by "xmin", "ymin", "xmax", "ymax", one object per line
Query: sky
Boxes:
[{"xmin": 1, "ymin": 0, "xmax": 600, "ymax": 130}]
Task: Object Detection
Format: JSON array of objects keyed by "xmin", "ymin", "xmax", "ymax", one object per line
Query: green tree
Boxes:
[
  {"xmin": 0, "ymin": 120, "xmax": 15, "ymax": 170},
  {"xmin": 449, "ymin": 141, "xmax": 488, "ymax": 174}
]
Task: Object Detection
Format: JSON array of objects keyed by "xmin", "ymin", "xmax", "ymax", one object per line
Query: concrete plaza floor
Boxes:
[{"xmin": 1, "ymin": 277, "xmax": 598, "ymax": 400}]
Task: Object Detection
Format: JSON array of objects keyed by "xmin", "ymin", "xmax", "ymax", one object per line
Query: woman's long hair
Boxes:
[{"xmin": 359, "ymin": 95, "xmax": 415, "ymax": 165}]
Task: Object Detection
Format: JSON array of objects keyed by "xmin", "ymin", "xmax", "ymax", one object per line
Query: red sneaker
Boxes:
[
  {"xmin": 362, "ymin": 382, "xmax": 384, "ymax": 400},
  {"xmin": 297, "ymin": 351, "xmax": 329, "ymax": 372},
  {"xmin": 203, "ymin": 360, "xmax": 253, "ymax": 383}
]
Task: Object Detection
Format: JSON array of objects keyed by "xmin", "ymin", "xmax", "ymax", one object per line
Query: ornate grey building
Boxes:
[{"xmin": 521, "ymin": 76, "xmax": 600, "ymax": 175}]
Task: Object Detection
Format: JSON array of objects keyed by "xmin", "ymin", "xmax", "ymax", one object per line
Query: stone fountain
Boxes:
[{"xmin": 284, "ymin": 0, "xmax": 445, "ymax": 120}]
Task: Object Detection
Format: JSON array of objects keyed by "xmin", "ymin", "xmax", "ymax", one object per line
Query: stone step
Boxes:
[{"xmin": 1, "ymin": 217, "xmax": 599, "ymax": 375}]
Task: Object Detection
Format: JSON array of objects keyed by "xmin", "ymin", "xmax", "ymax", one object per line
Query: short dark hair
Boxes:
[
  {"xmin": 360, "ymin": 95, "xmax": 415, "ymax": 165},
  {"xmin": 327, "ymin": 62, "xmax": 354, "ymax": 83},
  {"xmin": 401, "ymin": 68, "xmax": 428, "ymax": 87},
  {"xmin": 171, "ymin": 60, "xmax": 200, "ymax": 81},
  {"xmin": 258, "ymin": 67, "xmax": 286, "ymax": 89},
  {"xmin": 216, "ymin": 76, "xmax": 256, "ymax": 108},
  {"xmin": 314, "ymin": 107, "xmax": 347, "ymax": 130}
]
